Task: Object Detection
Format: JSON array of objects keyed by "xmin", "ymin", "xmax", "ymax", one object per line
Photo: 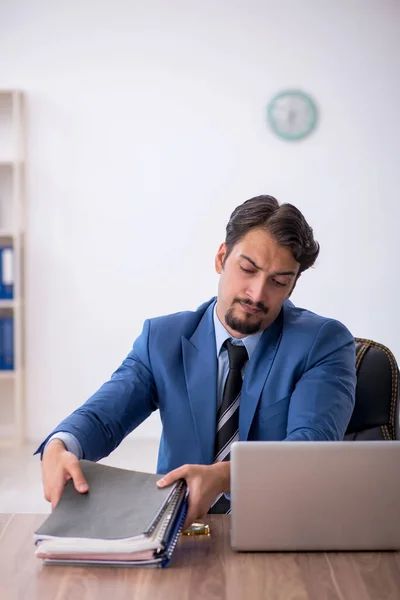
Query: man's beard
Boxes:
[{"xmin": 225, "ymin": 299, "xmax": 268, "ymax": 335}]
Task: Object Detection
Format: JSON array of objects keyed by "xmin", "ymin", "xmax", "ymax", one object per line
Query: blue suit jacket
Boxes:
[{"xmin": 37, "ymin": 298, "xmax": 357, "ymax": 473}]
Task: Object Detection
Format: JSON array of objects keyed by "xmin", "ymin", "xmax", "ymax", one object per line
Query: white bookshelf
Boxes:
[{"xmin": 0, "ymin": 90, "xmax": 25, "ymax": 446}]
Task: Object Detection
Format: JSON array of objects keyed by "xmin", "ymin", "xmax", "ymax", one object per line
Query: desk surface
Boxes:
[{"xmin": 1, "ymin": 513, "xmax": 400, "ymax": 600}]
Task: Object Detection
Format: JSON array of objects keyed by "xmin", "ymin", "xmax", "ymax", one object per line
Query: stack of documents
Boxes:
[{"xmin": 34, "ymin": 460, "xmax": 188, "ymax": 568}]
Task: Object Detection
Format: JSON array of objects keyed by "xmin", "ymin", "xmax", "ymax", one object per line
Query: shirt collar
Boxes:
[{"xmin": 213, "ymin": 302, "xmax": 263, "ymax": 359}]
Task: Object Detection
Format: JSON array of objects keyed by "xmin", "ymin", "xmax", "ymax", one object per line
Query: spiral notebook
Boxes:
[{"xmin": 34, "ymin": 460, "xmax": 188, "ymax": 568}]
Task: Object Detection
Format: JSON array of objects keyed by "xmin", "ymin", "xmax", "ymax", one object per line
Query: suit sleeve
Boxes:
[
  {"xmin": 285, "ymin": 320, "xmax": 357, "ymax": 441},
  {"xmin": 34, "ymin": 320, "xmax": 158, "ymax": 461}
]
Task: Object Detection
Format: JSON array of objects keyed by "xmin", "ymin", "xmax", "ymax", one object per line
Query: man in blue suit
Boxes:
[{"xmin": 39, "ymin": 195, "xmax": 356, "ymax": 527}]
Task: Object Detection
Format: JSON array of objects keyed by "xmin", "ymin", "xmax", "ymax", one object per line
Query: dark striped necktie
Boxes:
[{"xmin": 209, "ymin": 339, "xmax": 248, "ymax": 514}]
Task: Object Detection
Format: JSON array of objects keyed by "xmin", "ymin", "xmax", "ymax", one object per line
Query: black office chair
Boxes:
[{"xmin": 344, "ymin": 338, "xmax": 400, "ymax": 441}]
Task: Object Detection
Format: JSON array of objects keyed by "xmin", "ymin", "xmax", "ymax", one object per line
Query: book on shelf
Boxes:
[
  {"xmin": 0, "ymin": 316, "xmax": 14, "ymax": 370},
  {"xmin": 34, "ymin": 460, "xmax": 188, "ymax": 568},
  {"xmin": 0, "ymin": 246, "xmax": 14, "ymax": 299}
]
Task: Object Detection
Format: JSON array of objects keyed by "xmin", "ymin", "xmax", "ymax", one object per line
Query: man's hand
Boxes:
[
  {"xmin": 157, "ymin": 462, "xmax": 230, "ymax": 529},
  {"xmin": 41, "ymin": 439, "xmax": 89, "ymax": 510}
]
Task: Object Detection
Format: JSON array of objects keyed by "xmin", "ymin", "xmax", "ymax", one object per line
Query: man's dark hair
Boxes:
[{"xmin": 224, "ymin": 195, "xmax": 320, "ymax": 275}]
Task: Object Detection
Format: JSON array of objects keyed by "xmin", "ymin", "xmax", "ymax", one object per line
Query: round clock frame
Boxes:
[{"xmin": 267, "ymin": 89, "xmax": 318, "ymax": 141}]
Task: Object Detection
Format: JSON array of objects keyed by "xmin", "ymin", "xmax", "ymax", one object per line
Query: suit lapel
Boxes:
[
  {"xmin": 182, "ymin": 302, "xmax": 218, "ymax": 465},
  {"xmin": 239, "ymin": 309, "xmax": 284, "ymax": 440}
]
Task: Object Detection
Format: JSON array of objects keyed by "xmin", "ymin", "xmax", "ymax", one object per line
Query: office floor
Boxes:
[{"xmin": 0, "ymin": 438, "xmax": 159, "ymax": 513}]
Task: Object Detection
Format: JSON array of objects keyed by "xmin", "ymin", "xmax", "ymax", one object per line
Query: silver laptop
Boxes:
[{"xmin": 230, "ymin": 441, "xmax": 400, "ymax": 551}]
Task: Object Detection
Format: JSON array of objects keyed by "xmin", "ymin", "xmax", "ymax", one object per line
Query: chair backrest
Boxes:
[{"xmin": 345, "ymin": 338, "xmax": 400, "ymax": 441}]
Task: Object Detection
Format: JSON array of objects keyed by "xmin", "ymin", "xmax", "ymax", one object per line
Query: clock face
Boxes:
[{"xmin": 267, "ymin": 90, "xmax": 318, "ymax": 141}]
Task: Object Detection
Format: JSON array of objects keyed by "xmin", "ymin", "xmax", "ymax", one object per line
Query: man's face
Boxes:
[{"xmin": 215, "ymin": 228, "xmax": 300, "ymax": 338}]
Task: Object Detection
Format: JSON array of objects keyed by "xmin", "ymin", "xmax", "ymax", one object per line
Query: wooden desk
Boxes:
[{"xmin": 1, "ymin": 513, "xmax": 400, "ymax": 600}]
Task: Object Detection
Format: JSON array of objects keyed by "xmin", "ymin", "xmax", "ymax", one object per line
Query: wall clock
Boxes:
[{"xmin": 267, "ymin": 90, "xmax": 318, "ymax": 141}]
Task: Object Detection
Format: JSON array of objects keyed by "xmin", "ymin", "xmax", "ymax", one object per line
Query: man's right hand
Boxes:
[{"xmin": 41, "ymin": 439, "xmax": 89, "ymax": 510}]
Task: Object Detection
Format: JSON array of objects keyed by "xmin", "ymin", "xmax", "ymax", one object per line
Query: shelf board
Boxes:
[
  {"xmin": 0, "ymin": 299, "xmax": 18, "ymax": 309},
  {"xmin": 0, "ymin": 89, "xmax": 20, "ymax": 95},
  {"xmin": 0, "ymin": 160, "xmax": 23, "ymax": 166},
  {"xmin": 0, "ymin": 371, "xmax": 15, "ymax": 380}
]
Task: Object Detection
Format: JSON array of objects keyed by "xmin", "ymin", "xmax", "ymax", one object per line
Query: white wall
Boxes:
[{"xmin": 0, "ymin": 0, "xmax": 399, "ymax": 443}]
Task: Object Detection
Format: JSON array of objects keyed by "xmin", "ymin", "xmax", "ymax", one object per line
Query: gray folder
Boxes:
[{"xmin": 35, "ymin": 460, "xmax": 178, "ymax": 542}]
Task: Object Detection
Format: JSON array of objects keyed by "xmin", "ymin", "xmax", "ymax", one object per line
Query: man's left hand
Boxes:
[{"xmin": 157, "ymin": 462, "xmax": 230, "ymax": 529}]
